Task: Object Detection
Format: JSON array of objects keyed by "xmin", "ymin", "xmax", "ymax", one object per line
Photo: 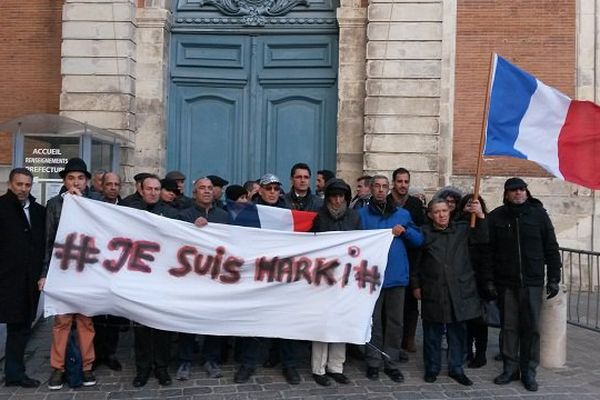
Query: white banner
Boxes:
[{"xmin": 44, "ymin": 196, "xmax": 394, "ymax": 344}]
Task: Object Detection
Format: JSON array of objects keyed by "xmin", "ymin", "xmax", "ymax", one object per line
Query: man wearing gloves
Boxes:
[{"xmin": 484, "ymin": 177, "xmax": 562, "ymax": 392}]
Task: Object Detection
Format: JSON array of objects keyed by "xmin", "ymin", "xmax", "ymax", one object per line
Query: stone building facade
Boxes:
[{"xmin": 1, "ymin": 0, "xmax": 599, "ymax": 249}]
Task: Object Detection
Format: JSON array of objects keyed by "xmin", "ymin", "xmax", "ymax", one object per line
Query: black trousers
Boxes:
[
  {"xmin": 498, "ymin": 286, "xmax": 543, "ymax": 378},
  {"xmin": 4, "ymin": 321, "xmax": 32, "ymax": 381},
  {"xmin": 134, "ymin": 325, "xmax": 171, "ymax": 375},
  {"xmin": 466, "ymin": 319, "xmax": 488, "ymax": 360},
  {"xmin": 93, "ymin": 315, "xmax": 126, "ymax": 360}
]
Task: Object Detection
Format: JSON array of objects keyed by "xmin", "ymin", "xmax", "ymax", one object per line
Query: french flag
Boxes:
[
  {"xmin": 484, "ymin": 54, "xmax": 600, "ymax": 189},
  {"xmin": 227, "ymin": 201, "xmax": 317, "ymax": 232}
]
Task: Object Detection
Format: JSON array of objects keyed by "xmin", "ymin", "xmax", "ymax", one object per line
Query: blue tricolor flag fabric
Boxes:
[
  {"xmin": 227, "ymin": 201, "xmax": 317, "ymax": 232},
  {"xmin": 484, "ymin": 54, "xmax": 600, "ymax": 189}
]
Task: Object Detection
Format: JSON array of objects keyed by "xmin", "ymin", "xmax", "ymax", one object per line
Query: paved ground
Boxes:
[{"xmin": 1, "ymin": 320, "xmax": 600, "ymax": 399}]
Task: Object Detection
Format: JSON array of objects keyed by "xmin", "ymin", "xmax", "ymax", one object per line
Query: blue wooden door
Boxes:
[{"xmin": 168, "ymin": 1, "xmax": 338, "ymax": 189}]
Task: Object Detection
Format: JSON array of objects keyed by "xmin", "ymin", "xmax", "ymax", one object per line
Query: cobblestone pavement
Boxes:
[{"xmin": 1, "ymin": 320, "xmax": 599, "ymax": 399}]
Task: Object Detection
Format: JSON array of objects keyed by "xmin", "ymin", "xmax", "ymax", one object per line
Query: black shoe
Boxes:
[
  {"xmin": 326, "ymin": 372, "xmax": 350, "ymax": 384},
  {"xmin": 424, "ymin": 373, "xmax": 437, "ymax": 383},
  {"xmin": 5, "ymin": 376, "xmax": 40, "ymax": 388},
  {"xmin": 366, "ymin": 367, "xmax": 379, "ymax": 380},
  {"xmin": 494, "ymin": 371, "xmax": 520, "ymax": 385},
  {"xmin": 132, "ymin": 373, "xmax": 149, "ymax": 387},
  {"xmin": 283, "ymin": 367, "xmax": 300, "ymax": 385},
  {"xmin": 105, "ymin": 356, "xmax": 122, "ymax": 371},
  {"xmin": 234, "ymin": 366, "xmax": 255, "ymax": 384},
  {"xmin": 312, "ymin": 373, "xmax": 331, "ymax": 386},
  {"xmin": 467, "ymin": 357, "xmax": 487, "ymax": 368},
  {"xmin": 155, "ymin": 369, "xmax": 172, "ymax": 386},
  {"xmin": 449, "ymin": 372, "xmax": 473, "ymax": 386},
  {"xmin": 383, "ymin": 368, "xmax": 404, "ymax": 383},
  {"xmin": 522, "ymin": 376, "xmax": 538, "ymax": 392}
]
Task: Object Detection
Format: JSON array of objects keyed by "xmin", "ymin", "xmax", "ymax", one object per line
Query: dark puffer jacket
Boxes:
[{"xmin": 485, "ymin": 199, "xmax": 561, "ymax": 288}]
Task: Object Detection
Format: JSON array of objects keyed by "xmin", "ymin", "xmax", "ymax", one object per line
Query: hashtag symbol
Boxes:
[
  {"xmin": 53, "ymin": 232, "xmax": 100, "ymax": 272},
  {"xmin": 354, "ymin": 260, "xmax": 381, "ymax": 293}
]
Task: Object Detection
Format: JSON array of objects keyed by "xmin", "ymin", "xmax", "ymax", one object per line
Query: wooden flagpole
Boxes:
[{"xmin": 470, "ymin": 52, "xmax": 496, "ymax": 228}]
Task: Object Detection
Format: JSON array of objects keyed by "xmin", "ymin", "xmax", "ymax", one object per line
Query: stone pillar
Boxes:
[
  {"xmin": 60, "ymin": 0, "xmax": 137, "ymax": 175},
  {"xmin": 336, "ymin": 0, "xmax": 368, "ymax": 184},
  {"xmin": 363, "ymin": 0, "xmax": 443, "ymax": 189},
  {"xmin": 135, "ymin": 0, "xmax": 172, "ymax": 179},
  {"xmin": 578, "ymin": 0, "xmax": 600, "ymax": 250}
]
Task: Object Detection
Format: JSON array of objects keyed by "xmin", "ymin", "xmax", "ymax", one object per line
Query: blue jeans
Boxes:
[{"xmin": 422, "ymin": 320, "xmax": 466, "ymax": 375}]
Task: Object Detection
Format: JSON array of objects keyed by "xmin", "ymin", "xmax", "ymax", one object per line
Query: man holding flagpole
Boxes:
[{"xmin": 484, "ymin": 177, "xmax": 561, "ymax": 392}]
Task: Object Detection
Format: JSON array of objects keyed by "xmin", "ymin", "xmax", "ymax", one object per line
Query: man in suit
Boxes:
[{"xmin": 0, "ymin": 168, "xmax": 46, "ymax": 388}]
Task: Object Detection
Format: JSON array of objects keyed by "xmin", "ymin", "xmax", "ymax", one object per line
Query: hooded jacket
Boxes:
[{"xmin": 358, "ymin": 200, "xmax": 423, "ymax": 288}]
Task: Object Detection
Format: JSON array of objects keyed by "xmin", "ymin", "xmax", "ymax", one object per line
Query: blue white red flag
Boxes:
[
  {"xmin": 227, "ymin": 201, "xmax": 317, "ymax": 232},
  {"xmin": 484, "ymin": 54, "xmax": 600, "ymax": 189}
]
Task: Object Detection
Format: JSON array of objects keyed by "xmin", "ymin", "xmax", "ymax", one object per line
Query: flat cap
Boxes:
[
  {"xmin": 165, "ymin": 170, "xmax": 186, "ymax": 181},
  {"xmin": 133, "ymin": 172, "xmax": 152, "ymax": 182},
  {"xmin": 504, "ymin": 177, "xmax": 528, "ymax": 190},
  {"xmin": 207, "ymin": 175, "xmax": 229, "ymax": 187}
]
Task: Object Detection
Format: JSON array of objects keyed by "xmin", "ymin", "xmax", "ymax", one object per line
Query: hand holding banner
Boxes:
[{"xmin": 44, "ymin": 196, "xmax": 394, "ymax": 344}]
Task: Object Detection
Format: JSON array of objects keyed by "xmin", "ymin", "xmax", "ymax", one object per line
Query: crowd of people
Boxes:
[{"xmin": 0, "ymin": 157, "xmax": 561, "ymax": 393}]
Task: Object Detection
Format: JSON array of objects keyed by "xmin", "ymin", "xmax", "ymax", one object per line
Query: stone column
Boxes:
[
  {"xmin": 363, "ymin": 0, "xmax": 443, "ymax": 189},
  {"xmin": 578, "ymin": 0, "xmax": 600, "ymax": 250},
  {"xmin": 60, "ymin": 0, "xmax": 137, "ymax": 174},
  {"xmin": 336, "ymin": 0, "xmax": 368, "ymax": 184},
  {"xmin": 135, "ymin": 0, "xmax": 172, "ymax": 178}
]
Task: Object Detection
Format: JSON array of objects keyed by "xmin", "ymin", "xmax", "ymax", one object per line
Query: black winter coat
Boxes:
[
  {"xmin": 311, "ymin": 206, "xmax": 362, "ymax": 232},
  {"xmin": 0, "ymin": 191, "xmax": 46, "ymax": 323},
  {"xmin": 411, "ymin": 219, "xmax": 488, "ymax": 323},
  {"xmin": 485, "ymin": 199, "xmax": 561, "ymax": 288}
]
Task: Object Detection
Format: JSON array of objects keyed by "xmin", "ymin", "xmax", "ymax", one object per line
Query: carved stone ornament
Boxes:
[{"xmin": 197, "ymin": 0, "xmax": 310, "ymax": 26}]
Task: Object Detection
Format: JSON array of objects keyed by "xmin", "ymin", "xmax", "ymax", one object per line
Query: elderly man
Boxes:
[
  {"xmin": 283, "ymin": 163, "xmax": 322, "ymax": 211},
  {"xmin": 176, "ymin": 177, "xmax": 229, "ymax": 381},
  {"xmin": 93, "ymin": 171, "xmax": 125, "ymax": 371},
  {"xmin": 358, "ymin": 175, "xmax": 423, "ymax": 383},
  {"xmin": 235, "ymin": 173, "xmax": 302, "ymax": 385},
  {"xmin": 38, "ymin": 157, "xmax": 103, "ymax": 390},
  {"xmin": 100, "ymin": 172, "xmax": 121, "ymax": 204},
  {"xmin": 0, "ymin": 168, "xmax": 46, "ymax": 388},
  {"xmin": 90, "ymin": 169, "xmax": 106, "ymax": 193},
  {"xmin": 121, "ymin": 175, "xmax": 177, "ymax": 387},
  {"xmin": 485, "ymin": 178, "xmax": 561, "ymax": 392}
]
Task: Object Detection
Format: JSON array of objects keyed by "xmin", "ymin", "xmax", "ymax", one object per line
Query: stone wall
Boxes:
[
  {"xmin": 134, "ymin": 0, "xmax": 171, "ymax": 179},
  {"xmin": 60, "ymin": 0, "xmax": 137, "ymax": 180},
  {"xmin": 363, "ymin": 0, "xmax": 445, "ymax": 191}
]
